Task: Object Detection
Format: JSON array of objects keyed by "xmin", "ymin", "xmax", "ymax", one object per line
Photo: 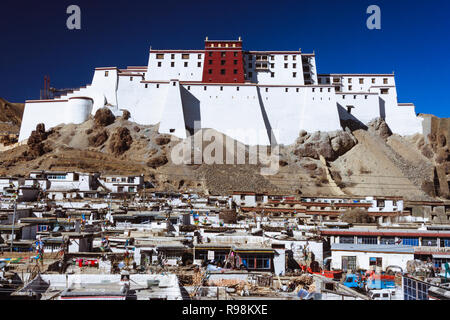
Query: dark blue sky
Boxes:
[{"xmin": 1, "ymin": 0, "xmax": 449, "ymax": 117}]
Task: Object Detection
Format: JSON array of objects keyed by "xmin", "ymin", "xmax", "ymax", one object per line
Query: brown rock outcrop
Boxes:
[{"xmin": 108, "ymin": 127, "xmax": 132, "ymax": 155}]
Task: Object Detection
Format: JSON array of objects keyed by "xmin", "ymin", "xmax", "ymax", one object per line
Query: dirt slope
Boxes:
[{"xmin": 0, "ymin": 107, "xmax": 447, "ymax": 199}]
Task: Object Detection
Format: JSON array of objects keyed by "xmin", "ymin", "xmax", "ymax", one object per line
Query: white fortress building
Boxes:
[{"xmin": 19, "ymin": 37, "xmax": 423, "ymax": 145}]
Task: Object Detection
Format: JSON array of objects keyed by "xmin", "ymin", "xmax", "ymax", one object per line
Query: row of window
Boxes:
[
  {"xmin": 342, "ymin": 95, "xmax": 369, "ymax": 100},
  {"xmin": 320, "ymin": 77, "xmax": 389, "ymax": 85},
  {"xmin": 47, "ymin": 175, "xmax": 66, "ymax": 180},
  {"xmin": 208, "ymin": 59, "xmax": 239, "ymax": 65},
  {"xmin": 207, "ymin": 69, "xmax": 239, "ymax": 75},
  {"xmin": 208, "ymin": 43, "xmax": 238, "ymax": 48},
  {"xmin": 340, "ymin": 236, "xmax": 450, "ymax": 246},
  {"xmin": 247, "ymin": 55, "xmax": 297, "ymax": 61},
  {"xmin": 157, "ymin": 61, "xmax": 202, "ymax": 68},
  {"xmin": 246, "ymin": 63, "xmax": 298, "ymax": 69},
  {"xmin": 156, "ymin": 53, "xmax": 203, "ymax": 60}
]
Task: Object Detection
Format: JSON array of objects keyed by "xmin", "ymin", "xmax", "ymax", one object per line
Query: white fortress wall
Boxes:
[
  {"xmin": 118, "ymin": 80, "xmax": 168, "ymax": 126},
  {"xmin": 369, "ymin": 85, "xmax": 423, "ymax": 135},
  {"xmin": 388, "ymin": 103, "xmax": 424, "ymax": 136},
  {"xmin": 257, "ymin": 85, "xmax": 304, "ymax": 145},
  {"xmin": 159, "ymin": 80, "xmax": 187, "ymax": 139},
  {"xmin": 336, "ymin": 93, "xmax": 380, "ymax": 125},
  {"xmin": 180, "ymin": 83, "xmax": 270, "ymax": 145},
  {"xmin": 65, "ymin": 97, "xmax": 93, "ymax": 124},
  {"xmin": 115, "ymin": 74, "xmax": 151, "ymax": 121},
  {"xmin": 299, "ymin": 86, "xmax": 342, "ymax": 134},
  {"xmin": 19, "ymin": 100, "xmax": 69, "ymax": 141},
  {"xmin": 89, "ymin": 68, "xmax": 119, "ymax": 113}
]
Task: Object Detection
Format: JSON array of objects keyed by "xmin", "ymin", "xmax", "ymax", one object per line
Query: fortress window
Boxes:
[
  {"xmin": 145, "ymin": 84, "xmax": 148, "ymax": 88},
  {"xmin": 233, "ymin": 52, "xmax": 238, "ymax": 57},
  {"xmin": 234, "ymin": 60, "xmax": 238, "ymax": 65},
  {"xmin": 372, "ymin": 78, "xmax": 376, "ymax": 84},
  {"xmin": 204, "ymin": 86, "xmax": 207, "ymax": 90},
  {"xmin": 173, "ymin": 82, "xmax": 176, "ymax": 86},
  {"xmin": 184, "ymin": 62, "xmax": 188, "ymax": 67},
  {"xmin": 347, "ymin": 106, "xmax": 353, "ymax": 113},
  {"xmin": 342, "ymin": 95, "xmax": 345, "ymax": 99},
  {"xmin": 284, "ymin": 63, "xmax": 288, "ymax": 68},
  {"xmin": 348, "ymin": 85, "xmax": 352, "ymax": 91},
  {"xmin": 130, "ymin": 77, "xmax": 133, "ymax": 81},
  {"xmin": 383, "ymin": 78, "xmax": 388, "ymax": 84},
  {"xmin": 182, "ymin": 54, "xmax": 189, "ymax": 59},
  {"xmin": 271, "ymin": 72, "xmax": 275, "ymax": 78},
  {"xmin": 353, "ymin": 95, "xmax": 356, "ymax": 99},
  {"xmin": 320, "ymin": 88, "xmax": 323, "ymax": 92},
  {"xmin": 170, "ymin": 129, "xmax": 175, "ymax": 133},
  {"xmin": 365, "ymin": 95, "xmax": 368, "ymax": 99},
  {"xmin": 198, "ymin": 54, "xmax": 202, "ymax": 59},
  {"xmin": 104, "ymin": 71, "xmax": 109, "ymax": 77},
  {"xmin": 293, "ymin": 63, "xmax": 297, "ymax": 68},
  {"xmin": 270, "ymin": 63, "xmax": 274, "ymax": 68},
  {"xmin": 381, "ymin": 88, "xmax": 389, "ymax": 94},
  {"xmin": 248, "ymin": 63, "xmax": 252, "ymax": 68},
  {"xmin": 156, "ymin": 84, "xmax": 160, "ymax": 88},
  {"xmin": 220, "ymin": 69, "xmax": 226, "ymax": 75},
  {"xmin": 271, "ymin": 56, "xmax": 274, "ymax": 60},
  {"xmin": 249, "ymin": 72, "xmax": 253, "ymax": 77},
  {"xmin": 296, "ymin": 88, "xmax": 299, "ymax": 92},
  {"xmin": 209, "ymin": 52, "xmax": 213, "ymax": 57},
  {"xmin": 171, "ymin": 62, "xmax": 175, "ymax": 67},
  {"xmin": 221, "ymin": 60, "xmax": 226, "ymax": 65},
  {"xmin": 237, "ymin": 87, "xmax": 240, "ymax": 91},
  {"xmin": 284, "ymin": 55, "xmax": 288, "ymax": 60},
  {"xmin": 312, "ymin": 88, "xmax": 315, "ymax": 92},
  {"xmin": 359, "ymin": 78, "xmax": 364, "ymax": 84},
  {"xmin": 220, "ymin": 86, "xmax": 223, "ymax": 91},
  {"xmin": 157, "ymin": 62, "xmax": 162, "ymax": 67},
  {"xmin": 187, "ymin": 86, "xmax": 191, "ymax": 90},
  {"xmin": 208, "ymin": 69, "xmax": 212, "ymax": 74},
  {"xmin": 293, "ymin": 56, "xmax": 297, "ymax": 60},
  {"xmin": 197, "ymin": 62, "xmax": 202, "ymax": 67},
  {"xmin": 265, "ymin": 88, "xmax": 269, "ymax": 92},
  {"xmin": 293, "ymin": 72, "xmax": 297, "ymax": 78},
  {"xmin": 233, "ymin": 69, "xmax": 237, "ymax": 74},
  {"xmin": 221, "ymin": 52, "xmax": 226, "ymax": 57},
  {"xmin": 171, "ymin": 54, "xmax": 175, "ymax": 59},
  {"xmin": 348, "ymin": 78, "xmax": 352, "ymax": 83},
  {"xmin": 209, "ymin": 60, "xmax": 213, "ymax": 65},
  {"xmin": 156, "ymin": 54, "xmax": 164, "ymax": 59},
  {"xmin": 328, "ymin": 88, "xmax": 331, "ymax": 92}
]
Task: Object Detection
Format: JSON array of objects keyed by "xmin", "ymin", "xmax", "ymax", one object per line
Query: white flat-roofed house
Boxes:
[
  {"xmin": 331, "ymin": 243, "xmax": 415, "ymax": 272},
  {"xmin": 100, "ymin": 175, "xmax": 144, "ymax": 193},
  {"xmin": 231, "ymin": 191, "xmax": 268, "ymax": 207}
]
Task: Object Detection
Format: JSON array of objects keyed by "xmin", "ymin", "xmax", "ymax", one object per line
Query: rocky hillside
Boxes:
[
  {"xmin": 0, "ymin": 98, "xmax": 24, "ymax": 146},
  {"xmin": 0, "ymin": 106, "xmax": 448, "ymax": 200},
  {"xmin": 0, "ymin": 98, "xmax": 24, "ymax": 133}
]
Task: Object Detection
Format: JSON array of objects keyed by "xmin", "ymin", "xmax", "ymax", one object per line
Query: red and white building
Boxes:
[{"xmin": 19, "ymin": 38, "xmax": 423, "ymax": 145}]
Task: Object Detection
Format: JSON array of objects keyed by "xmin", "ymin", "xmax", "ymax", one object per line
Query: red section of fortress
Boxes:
[{"xmin": 202, "ymin": 40, "xmax": 245, "ymax": 83}]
